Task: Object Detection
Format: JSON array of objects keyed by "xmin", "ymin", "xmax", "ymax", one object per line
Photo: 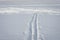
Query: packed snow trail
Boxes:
[{"xmin": 28, "ymin": 13, "xmax": 45, "ymax": 40}]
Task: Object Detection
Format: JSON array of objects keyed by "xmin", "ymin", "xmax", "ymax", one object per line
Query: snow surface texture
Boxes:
[
  {"xmin": 0, "ymin": 7, "xmax": 60, "ymax": 40},
  {"xmin": 0, "ymin": 7, "xmax": 60, "ymax": 14}
]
